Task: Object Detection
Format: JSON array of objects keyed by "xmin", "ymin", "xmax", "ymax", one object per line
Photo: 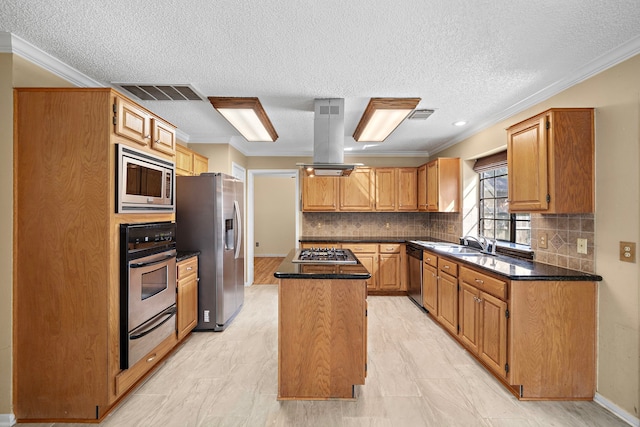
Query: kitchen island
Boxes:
[{"xmin": 274, "ymin": 249, "xmax": 370, "ymax": 400}]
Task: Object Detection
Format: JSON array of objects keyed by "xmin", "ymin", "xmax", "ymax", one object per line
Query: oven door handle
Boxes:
[
  {"xmin": 130, "ymin": 253, "xmax": 176, "ymax": 269},
  {"xmin": 130, "ymin": 306, "xmax": 177, "ymax": 340}
]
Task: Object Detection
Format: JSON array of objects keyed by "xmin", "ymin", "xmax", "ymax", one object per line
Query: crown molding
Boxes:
[{"xmin": 0, "ymin": 31, "xmax": 104, "ymax": 88}]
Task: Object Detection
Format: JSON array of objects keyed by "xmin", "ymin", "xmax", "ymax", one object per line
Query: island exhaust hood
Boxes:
[{"xmin": 299, "ymin": 98, "xmax": 362, "ymax": 177}]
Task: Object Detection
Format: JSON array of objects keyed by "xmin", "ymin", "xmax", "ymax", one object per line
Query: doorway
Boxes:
[{"xmin": 246, "ymin": 169, "xmax": 299, "ymax": 285}]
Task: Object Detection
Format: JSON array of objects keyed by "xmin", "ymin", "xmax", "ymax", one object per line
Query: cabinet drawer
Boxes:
[
  {"xmin": 342, "ymin": 243, "xmax": 377, "ymax": 253},
  {"xmin": 379, "ymin": 243, "xmax": 401, "ymax": 254},
  {"xmin": 301, "ymin": 242, "xmax": 340, "ymax": 249},
  {"xmin": 460, "ymin": 266, "xmax": 507, "ymax": 300},
  {"xmin": 423, "ymin": 250, "xmax": 437, "ymax": 267},
  {"xmin": 438, "ymin": 258, "xmax": 458, "ymax": 277},
  {"xmin": 177, "ymin": 257, "xmax": 198, "ymax": 280}
]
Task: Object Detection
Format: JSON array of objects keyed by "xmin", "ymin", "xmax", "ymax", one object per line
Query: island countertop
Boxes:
[{"xmin": 274, "ymin": 249, "xmax": 371, "ymax": 280}]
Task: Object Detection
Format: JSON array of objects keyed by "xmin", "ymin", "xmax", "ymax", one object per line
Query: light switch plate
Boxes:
[{"xmin": 620, "ymin": 241, "xmax": 636, "ymax": 263}]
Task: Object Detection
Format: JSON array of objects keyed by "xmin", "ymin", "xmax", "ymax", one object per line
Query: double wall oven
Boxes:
[{"xmin": 120, "ymin": 221, "xmax": 177, "ymax": 369}]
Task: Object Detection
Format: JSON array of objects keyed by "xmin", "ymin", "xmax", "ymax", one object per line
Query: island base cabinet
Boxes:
[
  {"xmin": 509, "ymin": 281, "xmax": 596, "ymax": 399},
  {"xmin": 278, "ymin": 278, "xmax": 367, "ymax": 400}
]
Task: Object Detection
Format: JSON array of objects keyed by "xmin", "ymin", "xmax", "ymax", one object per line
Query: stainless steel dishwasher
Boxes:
[{"xmin": 406, "ymin": 243, "xmax": 423, "ymax": 308}]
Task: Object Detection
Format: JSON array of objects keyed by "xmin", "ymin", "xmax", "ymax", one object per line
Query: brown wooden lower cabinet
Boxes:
[
  {"xmin": 433, "ymin": 261, "xmax": 596, "ymax": 400},
  {"xmin": 278, "ymin": 277, "xmax": 367, "ymax": 399},
  {"xmin": 177, "ymin": 256, "xmax": 199, "ymax": 341}
]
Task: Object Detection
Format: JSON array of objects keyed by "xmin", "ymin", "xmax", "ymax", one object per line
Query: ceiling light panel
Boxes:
[
  {"xmin": 353, "ymin": 98, "xmax": 421, "ymax": 142},
  {"xmin": 208, "ymin": 97, "xmax": 278, "ymax": 142}
]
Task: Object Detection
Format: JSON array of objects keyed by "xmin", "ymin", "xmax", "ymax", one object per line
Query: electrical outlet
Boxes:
[
  {"xmin": 539, "ymin": 233, "xmax": 548, "ymax": 249},
  {"xmin": 447, "ymin": 224, "xmax": 455, "ymax": 233},
  {"xmin": 620, "ymin": 241, "xmax": 636, "ymax": 263},
  {"xmin": 577, "ymin": 238, "xmax": 588, "ymax": 254}
]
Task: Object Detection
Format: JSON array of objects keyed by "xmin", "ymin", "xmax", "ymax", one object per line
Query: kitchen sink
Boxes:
[
  {"xmin": 411, "ymin": 241, "xmax": 484, "ymax": 255},
  {"xmin": 430, "ymin": 245, "xmax": 483, "ymax": 255}
]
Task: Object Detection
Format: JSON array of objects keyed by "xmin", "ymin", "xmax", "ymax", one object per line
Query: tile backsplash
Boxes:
[
  {"xmin": 301, "ymin": 212, "xmax": 462, "ymax": 243},
  {"xmin": 302, "ymin": 211, "xmax": 596, "ymax": 274},
  {"xmin": 530, "ymin": 213, "xmax": 595, "ymax": 273}
]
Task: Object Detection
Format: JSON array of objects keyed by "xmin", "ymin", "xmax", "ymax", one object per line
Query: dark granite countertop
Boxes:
[
  {"xmin": 274, "ymin": 249, "xmax": 372, "ymax": 280},
  {"xmin": 299, "ymin": 236, "xmax": 602, "ymax": 282},
  {"xmin": 300, "ymin": 236, "xmax": 431, "ymax": 244},
  {"xmin": 176, "ymin": 250, "xmax": 200, "ymax": 262}
]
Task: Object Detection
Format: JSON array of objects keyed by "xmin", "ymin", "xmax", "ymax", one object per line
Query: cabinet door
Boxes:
[
  {"xmin": 357, "ymin": 253, "xmax": 378, "ymax": 291},
  {"xmin": 340, "ymin": 167, "xmax": 374, "ymax": 211},
  {"xmin": 397, "ymin": 168, "xmax": 418, "ymax": 211},
  {"xmin": 507, "ymin": 115, "xmax": 548, "ymax": 211},
  {"xmin": 193, "ymin": 153, "xmax": 209, "ymax": 175},
  {"xmin": 114, "ymin": 96, "xmax": 151, "ymax": 146},
  {"xmin": 378, "ymin": 253, "xmax": 400, "ymax": 291},
  {"xmin": 422, "ymin": 262, "xmax": 438, "ymax": 314},
  {"xmin": 177, "ymin": 275, "xmax": 198, "ymax": 340},
  {"xmin": 437, "ymin": 271, "xmax": 458, "ymax": 335},
  {"xmin": 479, "ymin": 291, "xmax": 508, "ymax": 379},
  {"xmin": 417, "ymin": 164, "xmax": 427, "ymax": 211},
  {"xmin": 151, "ymin": 117, "xmax": 176, "ymax": 155},
  {"xmin": 302, "ymin": 176, "xmax": 338, "ymax": 211},
  {"xmin": 175, "ymin": 144, "xmax": 194, "ymax": 176},
  {"xmin": 375, "ymin": 168, "xmax": 396, "ymax": 211},
  {"xmin": 458, "ymin": 282, "xmax": 480, "ymax": 354},
  {"xmin": 426, "ymin": 160, "xmax": 439, "ymax": 211},
  {"xmin": 343, "ymin": 243, "xmax": 377, "ymax": 290}
]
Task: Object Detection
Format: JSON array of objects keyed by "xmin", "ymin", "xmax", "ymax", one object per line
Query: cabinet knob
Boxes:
[
  {"xmin": 187, "ymin": 266, "xmax": 193, "ymax": 271},
  {"xmin": 443, "ymin": 265, "xmax": 450, "ymax": 269},
  {"xmin": 475, "ymin": 278, "xmax": 484, "ymax": 284}
]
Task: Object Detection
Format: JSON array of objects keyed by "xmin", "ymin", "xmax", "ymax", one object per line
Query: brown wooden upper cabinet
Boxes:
[
  {"xmin": 375, "ymin": 167, "xmax": 418, "ymax": 211},
  {"xmin": 340, "ymin": 167, "xmax": 375, "ymax": 211},
  {"xmin": 175, "ymin": 144, "xmax": 209, "ymax": 176},
  {"xmin": 418, "ymin": 158, "xmax": 461, "ymax": 212},
  {"xmin": 302, "ymin": 175, "xmax": 339, "ymax": 211},
  {"xmin": 507, "ymin": 108, "xmax": 594, "ymax": 213},
  {"xmin": 114, "ymin": 95, "xmax": 176, "ymax": 156}
]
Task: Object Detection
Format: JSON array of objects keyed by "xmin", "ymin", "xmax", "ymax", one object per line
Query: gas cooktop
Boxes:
[{"xmin": 292, "ymin": 247, "xmax": 358, "ymax": 264}]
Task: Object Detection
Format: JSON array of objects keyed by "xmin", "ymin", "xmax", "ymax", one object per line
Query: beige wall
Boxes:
[
  {"xmin": 254, "ymin": 176, "xmax": 296, "ymax": 256},
  {"xmin": 437, "ymin": 54, "xmax": 640, "ymax": 418},
  {"xmin": 188, "ymin": 143, "xmax": 248, "ymax": 176}
]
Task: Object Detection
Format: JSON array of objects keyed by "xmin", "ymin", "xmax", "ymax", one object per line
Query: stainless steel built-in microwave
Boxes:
[{"xmin": 116, "ymin": 144, "xmax": 175, "ymax": 213}]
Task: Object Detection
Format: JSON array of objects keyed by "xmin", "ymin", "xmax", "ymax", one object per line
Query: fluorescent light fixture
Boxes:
[
  {"xmin": 208, "ymin": 97, "xmax": 278, "ymax": 142},
  {"xmin": 353, "ymin": 98, "xmax": 421, "ymax": 142}
]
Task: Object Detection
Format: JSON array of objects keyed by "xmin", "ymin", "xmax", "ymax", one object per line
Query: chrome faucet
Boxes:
[
  {"xmin": 462, "ymin": 235, "xmax": 487, "ymax": 251},
  {"xmin": 462, "ymin": 235, "xmax": 497, "ymax": 254}
]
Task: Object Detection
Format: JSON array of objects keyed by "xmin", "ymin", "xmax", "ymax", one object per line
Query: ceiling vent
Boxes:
[
  {"xmin": 114, "ymin": 84, "xmax": 204, "ymax": 101},
  {"xmin": 407, "ymin": 109, "xmax": 435, "ymax": 120}
]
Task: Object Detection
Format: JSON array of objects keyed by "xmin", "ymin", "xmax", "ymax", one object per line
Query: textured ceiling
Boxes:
[{"xmin": 1, "ymin": 1, "xmax": 640, "ymax": 157}]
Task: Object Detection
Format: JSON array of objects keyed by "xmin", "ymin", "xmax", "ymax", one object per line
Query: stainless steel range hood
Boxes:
[{"xmin": 299, "ymin": 99, "xmax": 362, "ymax": 177}]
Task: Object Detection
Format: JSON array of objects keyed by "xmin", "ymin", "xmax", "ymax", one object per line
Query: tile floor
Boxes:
[{"xmin": 23, "ymin": 285, "xmax": 629, "ymax": 426}]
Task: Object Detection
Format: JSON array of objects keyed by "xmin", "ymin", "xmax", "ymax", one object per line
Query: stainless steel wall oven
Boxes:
[{"xmin": 120, "ymin": 221, "xmax": 177, "ymax": 369}]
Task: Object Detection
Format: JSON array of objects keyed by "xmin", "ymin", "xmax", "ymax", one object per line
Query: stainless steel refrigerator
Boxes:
[{"xmin": 176, "ymin": 173, "xmax": 244, "ymax": 331}]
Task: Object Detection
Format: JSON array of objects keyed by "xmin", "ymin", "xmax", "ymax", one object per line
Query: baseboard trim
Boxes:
[
  {"xmin": 594, "ymin": 392, "xmax": 639, "ymax": 426},
  {"xmin": 0, "ymin": 413, "xmax": 16, "ymax": 427},
  {"xmin": 254, "ymin": 254, "xmax": 287, "ymax": 258}
]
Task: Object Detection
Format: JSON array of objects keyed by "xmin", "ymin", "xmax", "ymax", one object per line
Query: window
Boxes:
[{"xmin": 475, "ymin": 152, "xmax": 530, "ymax": 246}]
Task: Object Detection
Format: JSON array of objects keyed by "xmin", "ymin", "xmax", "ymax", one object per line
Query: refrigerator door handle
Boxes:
[{"xmin": 234, "ymin": 199, "xmax": 242, "ymax": 260}]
